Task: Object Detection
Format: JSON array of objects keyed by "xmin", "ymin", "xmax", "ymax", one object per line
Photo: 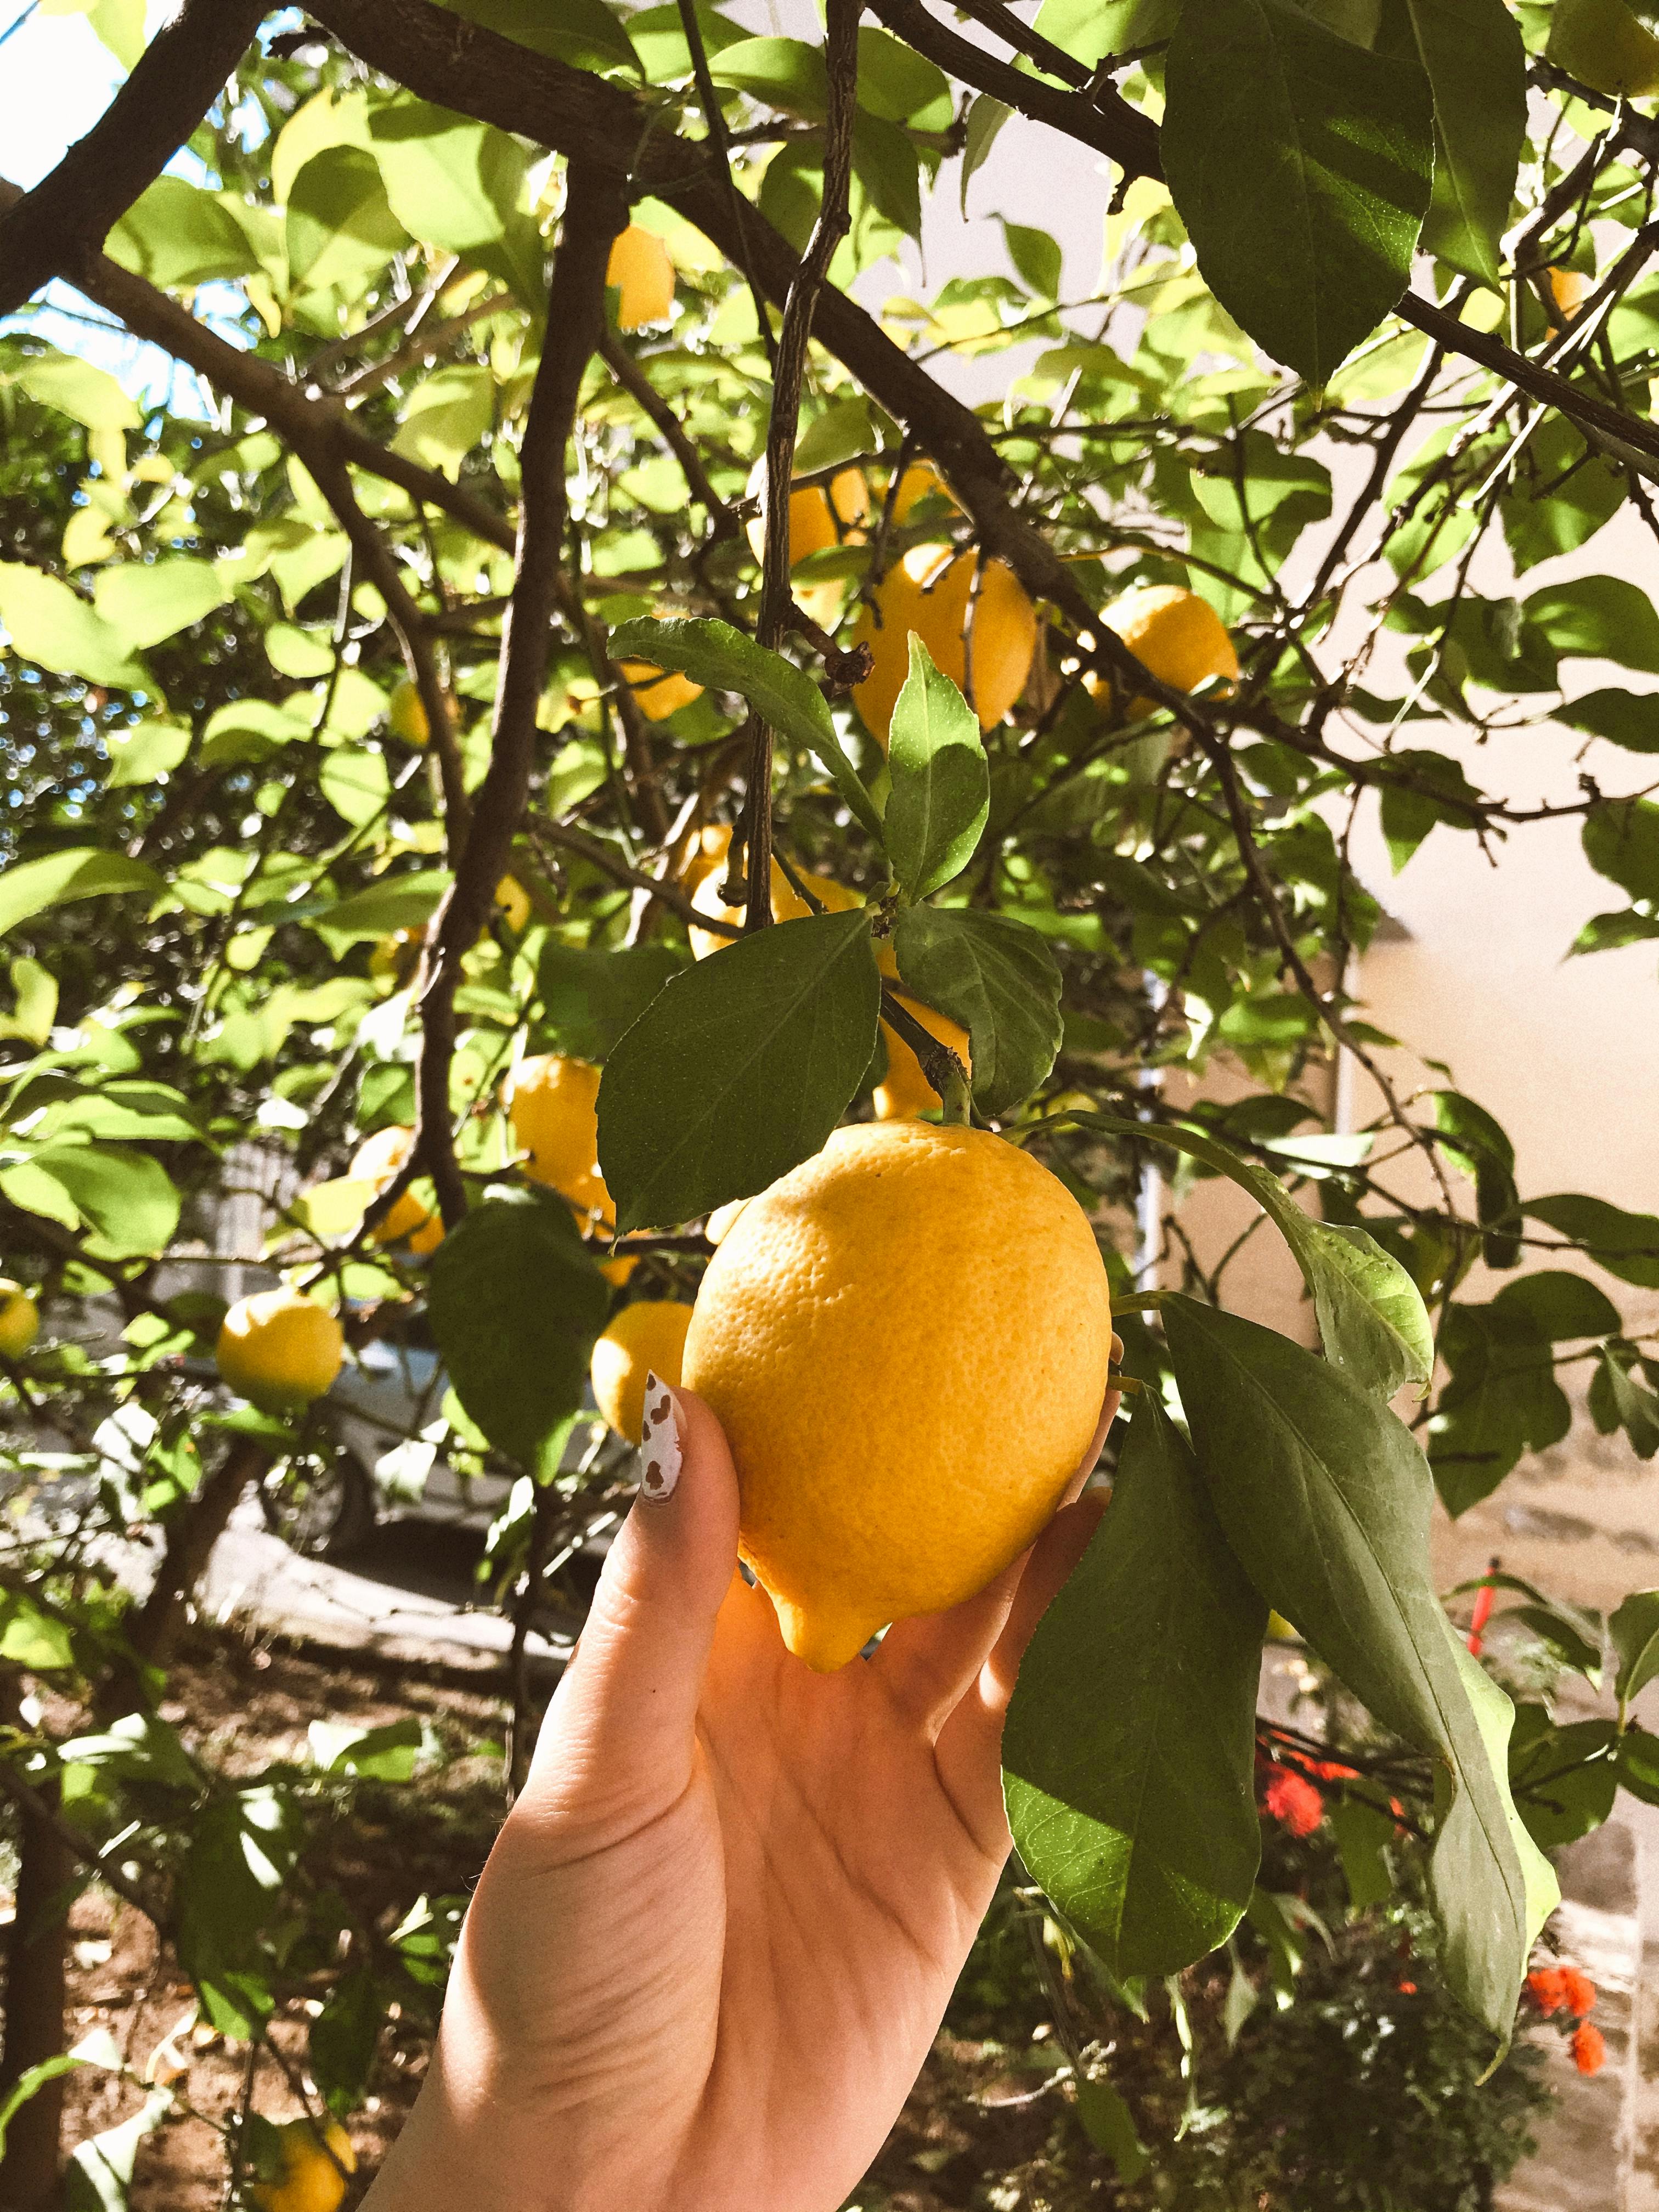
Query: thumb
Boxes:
[{"xmin": 520, "ymin": 1380, "xmax": 740, "ymax": 1826}]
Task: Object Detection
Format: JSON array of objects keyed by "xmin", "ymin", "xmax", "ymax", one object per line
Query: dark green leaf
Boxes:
[
  {"xmin": 1378, "ymin": 749, "xmax": 1485, "ymax": 871},
  {"xmin": 536, "ymin": 941, "xmax": 683, "ymax": 1062},
  {"xmin": 1559, "ymin": 689, "xmax": 1659, "ymax": 754},
  {"xmin": 1163, "ymin": 1295, "xmax": 1555, "ymax": 2042},
  {"xmin": 1569, "ymin": 909, "xmax": 1659, "ymax": 957},
  {"xmin": 1002, "ymin": 219, "xmax": 1063, "ymax": 299},
  {"xmin": 428, "ymin": 1189, "xmax": 608, "ymax": 1469},
  {"xmin": 1328, "ymin": 1792, "xmax": 1397, "ymax": 1910},
  {"xmin": 884, "ymin": 639, "xmax": 989, "ymax": 900},
  {"xmin": 309, "ymin": 869, "xmax": 452, "ymax": 946},
  {"xmin": 1508, "ymin": 1712, "xmax": 1617, "ymax": 1849},
  {"xmin": 438, "ymin": 0, "xmax": 641, "ymax": 76},
  {"xmin": 1162, "ymin": 0, "xmax": 1434, "ymax": 381},
  {"xmin": 1004, "ymin": 1392, "xmax": 1266, "ymax": 1979},
  {"xmin": 1073, "ymin": 2073, "xmax": 1149, "ymax": 2180},
  {"xmin": 1400, "ymin": 0, "xmax": 1527, "ymax": 287},
  {"xmin": 1583, "ymin": 798, "xmax": 1659, "ymax": 905},
  {"xmin": 1616, "ymin": 1725, "xmax": 1659, "ymax": 1805},
  {"xmin": 1429, "ymin": 1301, "xmax": 1570, "ymax": 1515},
  {"xmin": 1492, "ymin": 1270, "xmax": 1620, "ymax": 1340},
  {"xmin": 1610, "ymin": 1589, "xmax": 1659, "ymax": 1703},
  {"xmin": 310, "ymin": 1967, "xmax": 384, "ymax": 2108},
  {"xmin": 609, "ymin": 616, "xmax": 883, "ymax": 840},
  {"xmin": 1505, "ymin": 1605, "xmax": 1605, "ymax": 1683},
  {"xmin": 892, "ymin": 906, "xmax": 1062, "ymax": 1116},
  {"xmin": 1526, "ymin": 1193, "xmax": 1659, "ymax": 1289},
  {"xmin": 1604, "ymin": 1353, "xmax": 1659, "ymax": 1460},
  {"xmin": 1427, "ymin": 1089, "xmax": 1519, "ymax": 1265},
  {"xmin": 1499, "ymin": 416, "xmax": 1626, "ymax": 572},
  {"xmin": 597, "ymin": 910, "xmax": 881, "ymax": 1231}
]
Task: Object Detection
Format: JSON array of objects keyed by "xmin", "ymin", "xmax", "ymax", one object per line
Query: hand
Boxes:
[{"xmin": 367, "ymin": 1372, "xmax": 1119, "ymax": 2212}]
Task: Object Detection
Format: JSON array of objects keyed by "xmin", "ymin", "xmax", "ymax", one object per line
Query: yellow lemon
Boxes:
[
  {"xmin": 705, "ymin": 1198, "xmax": 748, "ymax": 1246},
  {"xmin": 251, "ymin": 2118, "xmax": 357, "ymax": 2212},
  {"xmin": 504, "ymin": 1054, "xmax": 613, "ymax": 1226},
  {"xmin": 889, "ymin": 459, "xmax": 957, "ymax": 523},
  {"xmin": 618, "ymin": 659, "xmax": 704, "ymax": 723},
  {"xmin": 1547, "ymin": 0, "xmax": 1659, "ymax": 93},
  {"xmin": 873, "ymin": 996, "xmax": 973, "ymax": 1121},
  {"xmin": 369, "ymin": 928, "xmax": 421, "ymax": 985},
  {"xmin": 349, "ymin": 1125, "xmax": 437, "ymax": 1249},
  {"xmin": 1547, "ymin": 266, "xmax": 1592, "ymax": 321},
  {"xmin": 0, "ymin": 1279, "xmax": 40, "ymax": 1359},
  {"xmin": 851, "ymin": 547, "xmax": 1036, "ymax": 746},
  {"xmin": 606, "ymin": 224, "xmax": 676, "ymax": 330},
  {"xmin": 682, "ymin": 1121, "xmax": 1114, "ymax": 1670},
  {"xmin": 599, "ymin": 1251, "xmax": 639, "ymax": 1289},
  {"xmin": 687, "ymin": 855, "xmax": 864, "ymax": 960},
  {"xmin": 217, "ymin": 1289, "xmax": 343, "ymax": 1415},
  {"xmin": 680, "ymin": 822, "xmax": 731, "ymax": 901},
  {"xmin": 1099, "ymin": 584, "xmax": 1238, "ymax": 712},
  {"xmin": 387, "ymin": 677, "xmax": 428, "ymax": 747},
  {"xmin": 495, "ymin": 876, "xmax": 532, "ymax": 933},
  {"xmin": 744, "ymin": 460, "xmax": 870, "ymax": 568},
  {"xmin": 590, "ymin": 1299, "xmax": 696, "ymax": 1443}
]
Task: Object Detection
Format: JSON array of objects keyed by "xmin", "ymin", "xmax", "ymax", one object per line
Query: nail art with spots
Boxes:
[{"xmin": 639, "ymin": 1371, "xmax": 682, "ymax": 1501}]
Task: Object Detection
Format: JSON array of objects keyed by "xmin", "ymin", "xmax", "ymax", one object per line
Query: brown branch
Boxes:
[
  {"xmin": 674, "ymin": 0, "xmax": 777, "ymax": 366},
  {"xmin": 412, "ymin": 163, "xmax": 630, "ymax": 1228},
  {"xmin": 523, "ymin": 820, "xmax": 742, "ymax": 936},
  {"xmin": 334, "ymin": 287, "xmax": 513, "ymax": 398},
  {"xmin": 599, "ymin": 329, "xmax": 737, "ymax": 532},
  {"xmin": 0, "ymin": 0, "xmax": 267, "ymax": 317}
]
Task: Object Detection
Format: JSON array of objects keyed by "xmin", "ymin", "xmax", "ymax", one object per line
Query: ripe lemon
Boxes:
[
  {"xmin": 1547, "ymin": 0, "xmax": 1659, "ymax": 93},
  {"xmin": 217, "ymin": 1288, "xmax": 343, "ymax": 1414},
  {"xmin": 348, "ymin": 1125, "xmax": 441, "ymax": 1251},
  {"xmin": 369, "ymin": 927, "xmax": 421, "ymax": 985},
  {"xmin": 251, "ymin": 2118, "xmax": 356, "ymax": 2212},
  {"xmin": 495, "ymin": 875, "xmax": 532, "ymax": 933},
  {"xmin": 682, "ymin": 1121, "xmax": 1114, "ymax": 1670},
  {"xmin": 606, "ymin": 224, "xmax": 676, "ymax": 330},
  {"xmin": 746, "ymin": 461, "xmax": 868, "ymax": 626},
  {"xmin": 1099, "ymin": 584, "xmax": 1238, "ymax": 712},
  {"xmin": 1547, "ymin": 265, "xmax": 1591, "ymax": 321},
  {"xmin": 874, "ymin": 996, "xmax": 973, "ymax": 1121},
  {"xmin": 504, "ymin": 1053, "xmax": 613, "ymax": 1226},
  {"xmin": 0, "ymin": 1279, "xmax": 40, "ymax": 1359},
  {"xmin": 618, "ymin": 658, "xmax": 704, "ymax": 723},
  {"xmin": 687, "ymin": 853, "xmax": 863, "ymax": 960},
  {"xmin": 600, "ymin": 1252, "xmax": 639, "ymax": 1289},
  {"xmin": 851, "ymin": 547, "xmax": 1037, "ymax": 745},
  {"xmin": 705, "ymin": 1197, "xmax": 748, "ymax": 1245},
  {"xmin": 680, "ymin": 822, "xmax": 732, "ymax": 901},
  {"xmin": 889, "ymin": 459, "xmax": 957, "ymax": 523},
  {"xmin": 387, "ymin": 678, "xmax": 428, "ymax": 747},
  {"xmin": 591, "ymin": 1299, "xmax": 696, "ymax": 1443}
]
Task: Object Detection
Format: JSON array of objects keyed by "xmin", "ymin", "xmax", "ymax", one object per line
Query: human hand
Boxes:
[{"xmin": 366, "ymin": 1368, "xmax": 1119, "ymax": 2212}]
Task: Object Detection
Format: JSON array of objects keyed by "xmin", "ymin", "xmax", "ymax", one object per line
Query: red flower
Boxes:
[
  {"xmin": 1562, "ymin": 1966, "xmax": 1597, "ymax": 2019},
  {"xmin": 1527, "ymin": 1967, "xmax": 1567, "ymax": 2015},
  {"xmin": 1572, "ymin": 2023, "xmax": 1606, "ymax": 2076},
  {"xmin": 1263, "ymin": 1769, "xmax": 1323, "ymax": 1838},
  {"xmin": 1468, "ymin": 1582, "xmax": 1496, "ymax": 1656},
  {"xmin": 1397, "ymin": 1979, "xmax": 1418, "ymax": 1995}
]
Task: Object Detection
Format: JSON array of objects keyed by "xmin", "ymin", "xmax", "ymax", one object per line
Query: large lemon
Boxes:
[
  {"xmin": 1548, "ymin": 0, "xmax": 1659, "ymax": 93},
  {"xmin": 682, "ymin": 1122, "xmax": 1114, "ymax": 1671},
  {"xmin": 349, "ymin": 1124, "xmax": 440, "ymax": 1250},
  {"xmin": 251, "ymin": 2118, "xmax": 357, "ymax": 2212},
  {"xmin": 591, "ymin": 1299, "xmax": 695, "ymax": 1443},
  {"xmin": 0, "ymin": 1279, "xmax": 40, "ymax": 1358},
  {"xmin": 606, "ymin": 224, "xmax": 675, "ymax": 330},
  {"xmin": 687, "ymin": 852, "xmax": 863, "ymax": 960},
  {"xmin": 874, "ymin": 996, "xmax": 973, "ymax": 1121},
  {"xmin": 1100, "ymin": 584, "xmax": 1238, "ymax": 713},
  {"xmin": 851, "ymin": 548, "xmax": 1036, "ymax": 745},
  {"xmin": 217, "ymin": 1289, "xmax": 343, "ymax": 1414},
  {"xmin": 1547, "ymin": 265, "xmax": 1591, "ymax": 321},
  {"xmin": 504, "ymin": 1053, "xmax": 613, "ymax": 1226},
  {"xmin": 746, "ymin": 461, "xmax": 868, "ymax": 626}
]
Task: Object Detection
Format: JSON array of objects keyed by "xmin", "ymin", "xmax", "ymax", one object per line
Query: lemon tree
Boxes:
[{"xmin": 4, "ymin": 0, "xmax": 1659, "ymax": 2195}]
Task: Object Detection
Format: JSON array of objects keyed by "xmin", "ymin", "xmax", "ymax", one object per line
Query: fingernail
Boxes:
[{"xmin": 637, "ymin": 1372, "xmax": 683, "ymax": 1502}]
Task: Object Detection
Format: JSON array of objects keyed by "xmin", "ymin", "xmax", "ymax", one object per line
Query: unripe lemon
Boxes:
[
  {"xmin": 0, "ymin": 1279, "xmax": 40, "ymax": 1359},
  {"xmin": 618, "ymin": 659, "xmax": 704, "ymax": 723},
  {"xmin": 251, "ymin": 2118, "xmax": 356, "ymax": 2212},
  {"xmin": 349, "ymin": 1125, "xmax": 438, "ymax": 1249},
  {"xmin": 606, "ymin": 224, "xmax": 676, "ymax": 329},
  {"xmin": 504, "ymin": 1053, "xmax": 613, "ymax": 1226},
  {"xmin": 687, "ymin": 855, "xmax": 863, "ymax": 960},
  {"xmin": 851, "ymin": 548, "xmax": 1036, "ymax": 745},
  {"xmin": 387, "ymin": 678, "xmax": 428, "ymax": 747},
  {"xmin": 1547, "ymin": 0, "xmax": 1659, "ymax": 94},
  {"xmin": 590, "ymin": 1299, "xmax": 695, "ymax": 1443},
  {"xmin": 1547, "ymin": 265, "xmax": 1591, "ymax": 321},
  {"xmin": 1100, "ymin": 584, "xmax": 1238, "ymax": 712},
  {"xmin": 217, "ymin": 1288, "xmax": 343, "ymax": 1414},
  {"xmin": 495, "ymin": 876, "xmax": 532, "ymax": 933},
  {"xmin": 683, "ymin": 1121, "xmax": 1114, "ymax": 1670},
  {"xmin": 873, "ymin": 996, "xmax": 973, "ymax": 1121}
]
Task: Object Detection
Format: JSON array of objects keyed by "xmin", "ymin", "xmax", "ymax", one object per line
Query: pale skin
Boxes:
[{"xmin": 366, "ymin": 1367, "xmax": 1120, "ymax": 2212}]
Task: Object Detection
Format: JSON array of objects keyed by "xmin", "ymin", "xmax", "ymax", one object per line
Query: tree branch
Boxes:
[
  {"xmin": 0, "ymin": 0, "xmax": 267, "ymax": 317},
  {"xmin": 411, "ymin": 163, "xmax": 630, "ymax": 1226},
  {"xmin": 599, "ymin": 329, "xmax": 737, "ymax": 532}
]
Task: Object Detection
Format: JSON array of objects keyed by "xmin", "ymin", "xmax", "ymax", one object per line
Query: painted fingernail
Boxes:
[{"xmin": 638, "ymin": 1372, "xmax": 683, "ymax": 1502}]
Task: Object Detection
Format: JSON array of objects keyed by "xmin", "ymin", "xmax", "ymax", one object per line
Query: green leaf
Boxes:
[
  {"xmin": 309, "ymin": 1966, "xmax": 385, "ymax": 2108},
  {"xmin": 792, "ymin": 397, "xmax": 874, "ymax": 478},
  {"xmin": 105, "ymin": 720, "xmax": 190, "ymax": 789},
  {"xmin": 1031, "ymin": 0, "xmax": 1177, "ymax": 66},
  {"xmin": 960, "ymin": 95, "xmax": 1012, "ymax": 217},
  {"xmin": 23, "ymin": 1143, "xmax": 180, "ymax": 1257},
  {"xmin": 1, "ymin": 957, "xmax": 58, "ymax": 1047},
  {"xmin": 0, "ymin": 1589, "xmax": 75, "ymax": 1669},
  {"xmin": 1530, "ymin": 576, "xmax": 1659, "ymax": 673},
  {"xmin": 1066, "ymin": 1113, "xmax": 1433, "ymax": 1400},
  {"xmin": 0, "ymin": 848, "xmax": 161, "ymax": 938},
  {"xmin": 1604, "ymin": 1352, "xmax": 1659, "ymax": 1460},
  {"xmin": 310, "ymin": 869, "xmax": 451, "ymax": 947},
  {"xmin": 884, "ymin": 639, "xmax": 990, "ymax": 900},
  {"xmin": 610, "ymin": 616, "xmax": 884, "ymax": 840},
  {"xmin": 286, "ymin": 145, "xmax": 408, "ymax": 298},
  {"xmin": 1508, "ymin": 1710, "xmax": 1618, "ymax": 1849},
  {"xmin": 93, "ymin": 558, "xmax": 227, "ymax": 651},
  {"xmin": 1400, "ymin": 0, "xmax": 1527, "ymax": 286},
  {"xmin": 439, "ymin": 0, "xmax": 642, "ymax": 76},
  {"xmin": 1002, "ymin": 219, "xmax": 1063, "ymax": 300},
  {"xmin": 855, "ymin": 26, "xmax": 952, "ymax": 124},
  {"xmin": 709, "ymin": 34, "xmax": 828, "ymax": 116},
  {"xmin": 1526, "ymin": 1193, "xmax": 1659, "ymax": 1289},
  {"xmin": 1163, "ymin": 1295, "xmax": 1555, "ymax": 2043},
  {"xmin": 106, "ymin": 175, "xmax": 262, "ymax": 289},
  {"xmin": 1328, "ymin": 1792, "xmax": 1397, "ymax": 1909},
  {"xmin": 1072, "ymin": 2073, "xmax": 1149, "ymax": 2180},
  {"xmin": 1427, "ymin": 1088, "xmax": 1519, "ymax": 1265},
  {"xmin": 0, "ymin": 561, "xmax": 149, "ymax": 690},
  {"xmin": 1611, "ymin": 1589, "xmax": 1659, "ymax": 1705},
  {"xmin": 1429, "ymin": 1301, "xmax": 1570, "ymax": 1514},
  {"xmin": 1003, "ymin": 1391, "xmax": 1266, "ymax": 1979},
  {"xmin": 1161, "ymin": 0, "xmax": 1435, "ymax": 381},
  {"xmin": 892, "ymin": 907, "xmax": 1062, "ymax": 1117},
  {"xmin": 597, "ymin": 909, "xmax": 881, "ymax": 1232},
  {"xmin": 319, "ymin": 745, "xmax": 392, "ymax": 829},
  {"xmin": 1616, "ymin": 1725, "xmax": 1659, "ymax": 1806},
  {"xmin": 392, "ymin": 361, "xmax": 495, "ymax": 481},
  {"xmin": 11, "ymin": 346, "xmax": 141, "ymax": 433},
  {"xmin": 1559, "ymin": 689, "xmax": 1659, "ymax": 754},
  {"xmin": 1491, "ymin": 1269, "xmax": 1620, "ymax": 1340},
  {"xmin": 368, "ymin": 95, "xmax": 546, "ymax": 307},
  {"xmin": 1583, "ymin": 798, "xmax": 1659, "ymax": 905},
  {"xmin": 428, "ymin": 1189, "xmax": 608, "ymax": 1470},
  {"xmin": 536, "ymin": 940, "xmax": 682, "ymax": 1062},
  {"xmin": 309, "ymin": 1714, "xmax": 423, "ymax": 1780}
]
